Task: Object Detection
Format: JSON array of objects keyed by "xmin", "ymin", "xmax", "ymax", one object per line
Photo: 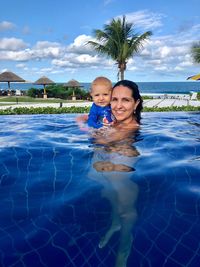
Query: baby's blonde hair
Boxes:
[{"xmin": 91, "ymin": 76, "xmax": 112, "ymax": 91}]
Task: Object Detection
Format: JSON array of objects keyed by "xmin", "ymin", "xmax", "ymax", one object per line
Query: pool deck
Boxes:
[{"xmin": 0, "ymin": 95, "xmax": 199, "ymax": 110}]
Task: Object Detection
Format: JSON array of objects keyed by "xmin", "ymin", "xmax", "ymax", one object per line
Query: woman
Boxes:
[
  {"xmin": 77, "ymin": 79, "xmax": 143, "ymax": 133},
  {"xmin": 88, "ymin": 139, "xmax": 140, "ymax": 267},
  {"xmin": 91, "ymin": 79, "xmax": 143, "ymax": 144},
  {"xmin": 110, "ymin": 79, "xmax": 143, "ymax": 130},
  {"xmin": 87, "ymin": 80, "xmax": 143, "ymax": 267}
]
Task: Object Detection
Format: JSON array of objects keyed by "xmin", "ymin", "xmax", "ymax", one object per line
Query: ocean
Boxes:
[{"xmin": 0, "ymin": 81, "xmax": 199, "ymax": 94}]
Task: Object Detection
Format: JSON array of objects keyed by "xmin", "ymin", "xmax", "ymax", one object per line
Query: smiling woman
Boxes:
[
  {"xmin": 76, "ymin": 79, "xmax": 144, "ymax": 134},
  {"xmin": 111, "ymin": 80, "xmax": 143, "ymax": 130}
]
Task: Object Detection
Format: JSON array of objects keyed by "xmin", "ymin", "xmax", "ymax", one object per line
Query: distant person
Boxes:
[{"xmin": 87, "ymin": 76, "xmax": 113, "ymax": 128}]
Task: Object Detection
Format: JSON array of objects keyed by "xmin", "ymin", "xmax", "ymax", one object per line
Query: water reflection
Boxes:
[{"xmin": 88, "ymin": 129, "xmax": 140, "ymax": 267}]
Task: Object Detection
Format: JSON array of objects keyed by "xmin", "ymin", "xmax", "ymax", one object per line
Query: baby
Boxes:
[{"xmin": 88, "ymin": 76, "xmax": 113, "ymax": 128}]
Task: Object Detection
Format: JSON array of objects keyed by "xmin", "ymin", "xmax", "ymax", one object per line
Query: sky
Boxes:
[{"xmin": 0, "ymin": 0, "xmax": 200, "ymax": 83}]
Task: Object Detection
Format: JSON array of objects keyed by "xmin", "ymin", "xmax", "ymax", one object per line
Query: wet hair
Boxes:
[{"xmin": 112, "ymin": 80, "xmax": 143, "ymax": 123}]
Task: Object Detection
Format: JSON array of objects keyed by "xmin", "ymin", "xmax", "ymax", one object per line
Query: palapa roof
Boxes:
[
  {"xmin": 34, "ymin": 76, "xmax": 55, "ymax": 85},
  {"xmin": 0, "ymin": 71, "xmax": 25, "ymax": 82},
  {"xmin": 64, "ymin": 79, "xmax": 82, "ymax": 87}
]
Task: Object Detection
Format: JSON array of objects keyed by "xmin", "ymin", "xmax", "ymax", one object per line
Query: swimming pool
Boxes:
[{"xmin": 0, "ymin": 112, "xmax": 199, "ymax": 267}]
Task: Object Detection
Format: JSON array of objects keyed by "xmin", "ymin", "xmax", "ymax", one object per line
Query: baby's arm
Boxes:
[{"xmin": 76, "ymin": 114, "xmax": 88, "ymax": 123}]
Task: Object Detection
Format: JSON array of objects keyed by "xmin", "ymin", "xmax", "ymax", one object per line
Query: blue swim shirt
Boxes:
[{"xmin": 87, "ymin": 103, "xmax": 113, "ymax": 128}]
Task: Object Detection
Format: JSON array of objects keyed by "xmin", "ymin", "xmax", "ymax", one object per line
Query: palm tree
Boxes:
[
  {"xmin": 87, "ymin": 15, "xmax": 152, "ymax": 80},
  {"xmin": 191, "ymin": 41, "xmax": 200, "ymax": 63}
]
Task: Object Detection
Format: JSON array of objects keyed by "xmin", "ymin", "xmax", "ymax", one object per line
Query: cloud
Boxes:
[
  {"xmin": 115, "ymin": 10, "xmax": 164, "ymax": 31},
  {"xmin": 16, "ymin": 63, "xmax": 26, "ymax": 68},
  {"xmin": 22, "ymin": 26, "xmax": 31, "ymax": 35},
  {"xmin": 52, "ymin": 53, "xmax": 103, "ymax": 69},
  {"xmin": 154, "ymin": 65, "xmax": 168, "ymax": 71},
  {"xmin": 103, "ymin": 0, "xmax": 115, "ymax": 6},
  {"xmin": 0, "ymin": 49, "xmax": 34, "ymax": 61},
  {"xmin": 0, "ymin": 15, "xmax": 199, "ymax": 81},
  {"xmin": 0, "ymin": 21, "xmax": 16, "ymax": 31},
  {"xmin": 52, "ymin": 59, "xmax": 74, "ymax": 68},
  {"xmin": 0, "ymin": 38, "xmax": 28, "ymax": 51},
  {"xmin": 0, "ymin": 39, "xmax": 64, "ymax": 62},
  {"xmin": 34, "ymin": 41, "xmax": 60, "ymax": 49},
  {"xmin": 125, "ymin": 22, "xmax": 199, "ymax": 78},
  {"xmin": 32, "ymin": 41, "xmax": 63, "ymax": 59},
  {"xmin": 67, "ymin": 34, "xmax": 93, "ymax": 54}
]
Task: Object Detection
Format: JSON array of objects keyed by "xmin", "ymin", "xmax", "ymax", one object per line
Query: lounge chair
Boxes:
[
  {"xmin": 190, "ymin": 92, "xmax": 198, "ymax": 100},
  {"xmin": 15, "ymin": 89, "xmax": 22, "ymax": 96}
]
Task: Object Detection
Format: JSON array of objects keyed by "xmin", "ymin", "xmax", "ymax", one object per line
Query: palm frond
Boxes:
[
  {"xmin": 191, "ymin": 42, "xmax": 200, "ymax": 63},
  {"xmin": 86, "ymin": 15, "xmax": 153, "ymax": 79}
]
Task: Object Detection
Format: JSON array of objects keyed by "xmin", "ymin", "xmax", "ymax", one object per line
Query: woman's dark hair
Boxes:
[{"xmin": 112, "ymin": 80, "xmax": 143, "ymax": 123}]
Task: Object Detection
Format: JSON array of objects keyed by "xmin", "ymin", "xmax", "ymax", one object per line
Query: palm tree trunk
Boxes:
[
  {"xmin": 119, "ymin": 63, "xmax": 125, "ymax": 80},
  {"xmin": 120, "ymin": 70, "xmax": 124, "ymax": 80}
]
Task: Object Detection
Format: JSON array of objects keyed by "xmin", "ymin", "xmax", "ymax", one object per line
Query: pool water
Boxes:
[{"xmin": 0, "ymin": 112, "xmax": 199, "ymax": 267}]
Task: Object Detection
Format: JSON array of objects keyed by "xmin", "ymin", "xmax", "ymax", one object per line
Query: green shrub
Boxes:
[
  {"xmin": 0, "ymin": 106, "xmax": 90, "ymax": 115},
  {"xmin": 0, "ymin": 105, "xmax": 199, "ymax": 116},
  {"xmin": 26, "ymin": 88, "xmax": 43, "ymax": 98}
]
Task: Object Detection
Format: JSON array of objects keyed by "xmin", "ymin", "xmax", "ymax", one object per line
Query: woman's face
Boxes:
[{"xmin": 111, "ymin": 85, "xmax": 140, "ymax": 124}]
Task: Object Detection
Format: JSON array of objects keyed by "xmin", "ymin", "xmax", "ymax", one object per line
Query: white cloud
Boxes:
[
  {"xmin": 0, "ymin": 49, "xmax": 33, "ymax": 61},
  {"xmin": 103, "ymin": 0, "xmax": 114, "ymax": 5},
  {"xmin": 174, "ymin": 66, "xmax": 184, "ymax": 71},
  {"xmin": 34, "ymin": 41, "xmax": 60, "ymax": 49},
  {"xmin": 75, "ymin": 54, "xmax": 99, "ymax": 64},
  {"xmin": 16, "ymin": 63, "xmax": 26, "ymax": 68},
  {"xmin": 159, "ymin": 46, "xmax": 172, "ymax": 58},
  {"xmin": 52, "ymin": 54, "xmax": 100, "ymax": 68},
  {"xmin": 0, "ymin": 14, "xmax": 199, "ymax": 81},
  {"xmin": 128, "ymin": 65, "xmax": 138, "ymax": 71},
  {"xmin": 22, "ymin": 26, "xmax": 31, "ymax": 35},
  {"xmin": 67, "ymin": 34, "xmax": 93, "ymax": 54},
  {"xmin": 0, "ymin": 21, "xmax": 16, "ymax": 31},
  {"xmin": 33, "ymin": 41, "xmax": 62, "ymax": 58},
  {"xmin": 147, "ymin": 59, "xmax": 162, "ymax": 66},
  {"xmin": 154, "ymin": 65, "xmax": 168, "ymax": 71},
  {"xmin": 36, "ymin": 47, "xmax": 61, "ymax": 58},
  {"xmin": 52, "ymin": 59, "xmax": 74, "ymax": 68},
  {"xmin": 0, "ymin": 38, "xmax": 28, "ymax": 51},
  {"xmin": 179, "ymin": 61, "xmax": 193, "ymax": 67},
  {"xmin": 115, "ymin": 10, "xmax": 164, "ymax": 31}
]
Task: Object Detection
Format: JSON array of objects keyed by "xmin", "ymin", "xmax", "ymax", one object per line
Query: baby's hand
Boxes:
[
  {"xmin": 76, "ymin": 114, "xmax": 88, "ymax": 123},
  {"xmin": 102, "ymin": 117, "xmax": 109, "ymax": 124},
  {"xmin": 102, "ymin": 117, "xmax": 114, "ymax": 127}
]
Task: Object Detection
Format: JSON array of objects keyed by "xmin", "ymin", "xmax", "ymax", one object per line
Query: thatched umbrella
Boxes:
[
  {"xmin": 64, "ymin": 79, "xmax": 82, "ymax": 88},
  {"xmin": 187, "ymin": 73, "xmax": 200, "ymax": 80},
  {"xmin": 34, "ymin": 76, "xmax": 55, "ymax": 98},
  {"xmin": 0, "ymin": 71, "xmax": 25, "ymax": 95},
  {"xmin": 64, "ymin": 79, "xmax": 83, "ymax": 100}
]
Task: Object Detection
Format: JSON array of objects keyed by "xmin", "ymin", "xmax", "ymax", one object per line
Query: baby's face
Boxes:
[{"xmin": 90, "ymin": 85, "xmax": 111, "ymax": 107}]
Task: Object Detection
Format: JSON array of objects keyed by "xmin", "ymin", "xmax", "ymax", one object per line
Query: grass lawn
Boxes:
[{"xmin": 0, "ymin": 96, "xmax": 89, "ymax": 104}]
